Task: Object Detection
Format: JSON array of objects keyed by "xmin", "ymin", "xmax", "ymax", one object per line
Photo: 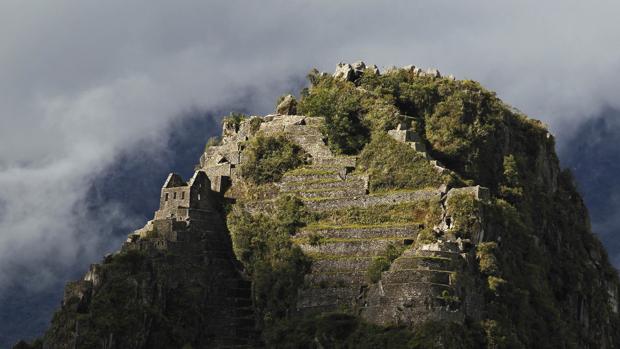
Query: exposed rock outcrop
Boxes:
[{"xmin": 275, "ymin": 94, "xmax": 297, "ymax": 115}]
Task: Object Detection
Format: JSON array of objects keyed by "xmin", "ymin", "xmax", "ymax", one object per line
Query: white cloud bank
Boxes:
[{"xmin": 1, "ymin": 0, "xmax": 620, "ymax": 291}]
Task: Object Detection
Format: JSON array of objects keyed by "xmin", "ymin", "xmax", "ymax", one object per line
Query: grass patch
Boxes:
[
  {"xmin": 284, "ymin": 167, "xmax": 338, "ymax": 176},
  {"xmin": 292, "ymin": 236, "xmax": 416, "ymax": 244},
  {"xmin": 367, "ymin": 244, "xmax": 407, "ymax": 283},
  {"xmin": 303, "ymin": 222, "xmax": 419, "ymax": 231},
  {"xmin": 357, "ymin": 132, "xmax": 452, "ymax": 192},
  {"xmin": 311, "ymin": 200, "xmax": 438, "ymax": 227}
]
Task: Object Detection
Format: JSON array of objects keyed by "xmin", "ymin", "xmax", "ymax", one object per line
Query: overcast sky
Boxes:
[{"xmin": 2, "ymin": 0, "xmax": 620, "ymax": 293}]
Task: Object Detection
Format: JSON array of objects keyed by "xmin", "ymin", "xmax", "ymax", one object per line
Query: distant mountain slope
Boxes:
[{"xmin": 561, "ymin": 109, "xmax": 620, "ymax": 267}]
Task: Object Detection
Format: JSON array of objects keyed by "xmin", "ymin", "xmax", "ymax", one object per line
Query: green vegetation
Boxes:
[
  {"xmin": 297, "ymin": 78, "xmax": 372, "ymax": 154},
  {"xmin": 445, "ymin": 191, "xmax": 482, "ymax": 240},
  {"xmin": 42, "ymin": 249, "xmax": 219, "ymax": 348},
  {"xmin": 222, "ymin": 112, "xmax": 249, "ymax": 132},
  {"xmin": 500, "ymin": 154, "xmax": 524, "ymax": 201},
  {"xmin": 476, "ymin": 242, "xmax": 499, "ymax": 276},
  {"xmin": 240, "ymin": 133, "xmax": 307, "ymax": 184},
  {"xmin": 283, "ymin": 166, "xmax": 335, "ymax": 177},
  {"xmin": 297, "ymin": 66, "xmax": 620, "ymax": 347},
  {"xmin": 310, "ymin": 201, "xmax": 435, "ymax": 227},
  {"xmin": 367, "ymin": 244, "xmax": 407, "ymax": 283},
  {"xmin": 227, "ymin": 195, "xmax": 311, "ymax": 328},
  {"xmin": 203, "ymin": 136, "xmax": 221, "ymax": 152},
  {"xmin": 307, "ymin": 232, "xmax": 325, "ymax": 246},
  {"xmin": 249, "ymin": 116, "xmax": 263, "ymax": 133},
  {"xmin": 357, "ymin": 132, "xmax": 452, "ymax": 192},
  {"xmin": 265, "ymin": 313, "xmax": 485, "ymax": 349}
]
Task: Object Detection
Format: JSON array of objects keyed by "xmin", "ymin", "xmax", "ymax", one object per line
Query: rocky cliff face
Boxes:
[{"xmin": 18, "ymin": 63, "xmax": 620, "ymax": 349}]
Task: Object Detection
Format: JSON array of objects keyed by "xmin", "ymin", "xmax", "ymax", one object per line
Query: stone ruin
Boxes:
[
  {"xmin": 332, "ymin": 60, "xmax": 456, "ymax": 82},
  {"xmin": 196, "ymin": 112, "xmax": 490, "ymax": 329},
  {"xmin": 60, "ymin": 170, "xmax": 261, "ymax": 348}
]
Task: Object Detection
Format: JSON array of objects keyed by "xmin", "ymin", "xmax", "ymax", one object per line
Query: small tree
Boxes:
[{"xmin": 240, "ymin": 134, "xmax": 306, "ymax": 184}]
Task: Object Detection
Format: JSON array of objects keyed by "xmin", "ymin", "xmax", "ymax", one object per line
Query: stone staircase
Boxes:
[
  {"xmin": 191, "ymin": 114, "xmax": 489, "ymax": 332},
  {"xmin": 251, "ymin": 117, "xmax": 454, "ymax": 317},
  {"xmin": 361, "ymin": 241, "xmax": 465, "ymax": 326},
  {"xmin": 208, "ymin": 278, "xmax": 261, "ymax": 348},
  {"xmin": 278, "ymin": 159, "xmax": 437, "ymax": 315}
]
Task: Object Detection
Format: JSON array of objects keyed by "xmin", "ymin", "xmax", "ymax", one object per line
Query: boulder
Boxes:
[
  {"xmin": 351, "ymin": 60, "xmax": 366, "ymax": 72},
  {"xmin": 425, "ymin": 68, "xmax": 441, "ymax": 78},
  {"xmin": 275, "ymin": 94, "xmax": 297, "ymax": 115},
  {"xmin": 333, "ymin": 63, "xmax": 355, "ymax": 81}
]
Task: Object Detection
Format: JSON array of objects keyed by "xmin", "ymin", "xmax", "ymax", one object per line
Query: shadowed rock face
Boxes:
[{"xmin": 31, "ymin": 172, "xmax": 260, "ymax": 349}]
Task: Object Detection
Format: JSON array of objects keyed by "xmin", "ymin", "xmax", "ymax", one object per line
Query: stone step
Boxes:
[
  {"xmin": 375, "ymin": 282, "xmax": 454, "ymax": 299},
  {"xmin": 283, "ymin": 123, "xmax": 324, "ymax": 134},
  {"xmin": 381, "ymin": 269, "xmax": 452, "ymax": 285},
  {"xmin": 288, "ymin": 186, "xmax": 368, "ymax": 199},
  {"xmin": 390, "ymin": 255, "xmax": 454, "ymax": 271},
  {"xmin": 305, "ymin": 270, "xmax": 367, "ymax": 287},
  {"xmin": 297, "ymin": 225, "xmax": 419, "ymax": 240},
  {"xmin": 303, "ymin": 189, "xmax": 441, "ymax": 211},
  {"xmin": 282, "ymin": 171, "xmax": 344, "ymax": 183},
  {"xmin": 297, "ymin": 287, "xmax": 361, "ymax": 310},
  {"xmin": 414, "ymin": 250, "xmax": 463, "ymax": 260},
  {"xmin": 361, "ymin": 303, "xmax": 464, "ymax": 324},
  {"xmin": 314, "ymin": 156, "xmax": 357, "ymax": 167},
  {"xmin": 310, "ymin": 257, "xmax": 373, "ymax": 273},
  {"xmin": 279, "ymin": 176, "xmax": 366, "ymax": 192},
  {"xmin": 299, "ymin": 239, "xmax": 408, "ymax": 256},
  {"xmin": 225, "ymin": 297, "xmax": 253, "ymax": 308}
]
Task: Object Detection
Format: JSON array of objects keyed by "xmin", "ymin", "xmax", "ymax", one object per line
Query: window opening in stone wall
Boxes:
[
  {"xmin": 165, "ymin": 193, "xmax": 169, "ymax": 201},
  {"xmin": 173, "ymin": 192, "xmax": 177, "ymax": 199},
  {"xmin": 181, "ymin": 192, "xmax": 185, "ymax": 200}
]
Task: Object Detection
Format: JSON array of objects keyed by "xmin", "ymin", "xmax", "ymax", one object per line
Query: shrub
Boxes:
[
  {"xmin": 275, "ymin": 195, "xmax": 307, "ymax": 235},
  {"xmin": 476, "ymin": 242, "xmax": 499, "ymax": 276},
  {"xmin": 357, "ymin": 132, "xmax": 450, "ymax": 192},
  {"xmin": 222, "ymin": 112, "xmax": 248, "ymax": 132},
  {"xmin": 367, "ymin": 257, "xmax": 391, "ymax": 283},
  {"xmin": 227, "ymin": 195, "xmax": 311, "ymax": 323},
  {"xmin": 500, "ymin": 154, "xmax": 524, "ymax": 201},
  {"xmin": 424, "ymin": 84, "xmax": 506, "ymax": 184},
  {"xmin": 249, "ymin": 117, "xmax": 263, "ymax": 134},
  {"xmin": 366, "ymin": 244, "xmax": 406, "ymax": 283},
  {"xmin": 298, "ymin": 79, "xmax": 370, "ymax": 154},
  {"xmin": 240, "ymin": 133, "xmax": 306, "ymax": 184},
  {"xmin": 203, "ymin": 136, "xmax": 221, "ymax": 152},
  {"xmin": 308, "ymin": 233, "xmax": 324, "ymax": 246},
  {"xmin": 445, "ymin": 191, "xmax": 482, "ymax": 239}
]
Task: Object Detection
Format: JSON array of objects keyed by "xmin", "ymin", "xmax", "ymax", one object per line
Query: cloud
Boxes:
[{"xmin": 2, "ymin": 0, "xmax": 620, "ymax": 294}]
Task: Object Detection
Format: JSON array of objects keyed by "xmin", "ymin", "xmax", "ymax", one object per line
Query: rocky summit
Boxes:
[{"xmin": 16, "ymin": 62, "xmax": 620, "ymax": 349}]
